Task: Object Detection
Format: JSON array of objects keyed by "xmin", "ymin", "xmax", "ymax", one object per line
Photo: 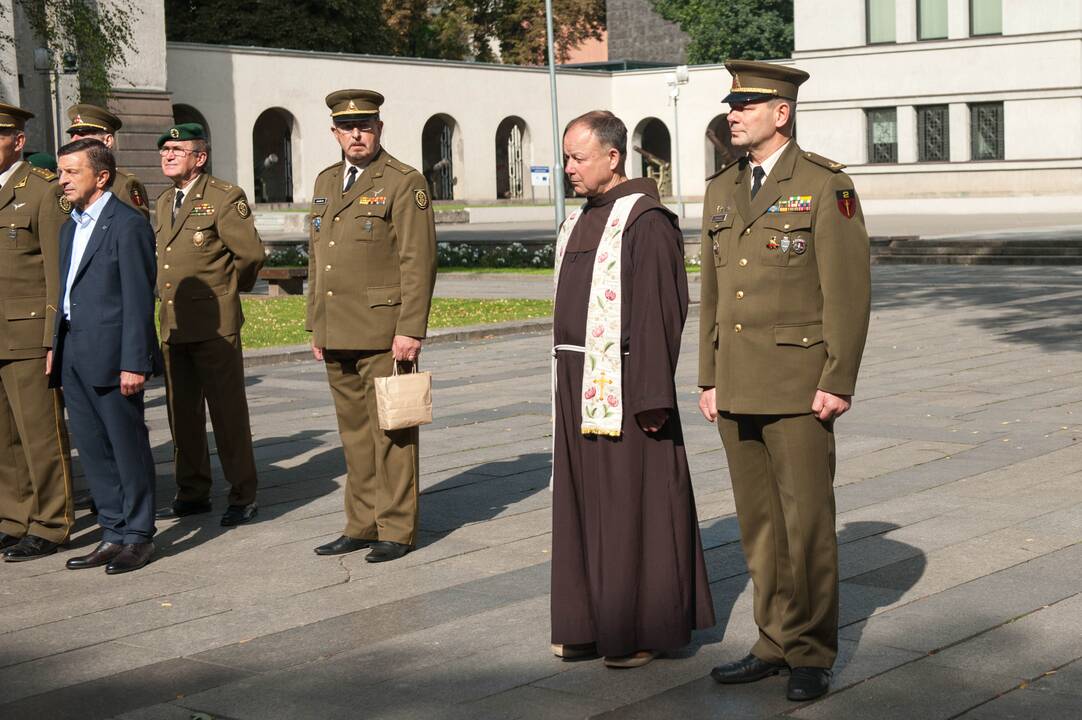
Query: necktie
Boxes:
[
  {"xmin": 751, "ymin": 166, "xmax": 765, "ymax": 199},
  {"xmin": 172, "ymin": 190, "xmax": 184, "ymax": 223},
  {"xmin": 343, "ymin": 166, "xmax": 358, "ymax": 193}
]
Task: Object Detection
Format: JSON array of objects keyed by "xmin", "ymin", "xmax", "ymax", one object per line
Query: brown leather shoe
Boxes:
[
  {"xmin": 66, "ymin": 541, "xmax": 124, "ymax": 570},
  {"xmin": 604, "ymin": 650, "xmax": 659, "ymax": 669},
  {"xmin": 105, "ymin": 542, "xmax": 154, "ymax": 575}
]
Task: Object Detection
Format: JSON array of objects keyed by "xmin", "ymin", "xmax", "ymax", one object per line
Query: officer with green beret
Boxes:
[
  {"xmin": 697, "ymin": 60, "xmax": 871, "ymax": 701},
  {"xmin": 308, "ymin": 89, "xmax": 437, "ymax": 563},
  {"xmin": 0, "ymin": 103, "xmax": 74, "ymax": 561},
  {"xmin": 66, "ymin": 103, "xmax": 150, "ymax": 219},
  {"xmin": 26, "ymin": 152, "xmax": 57, "ymax": 173},
  {"xmin": 152, "ymin": 122, "xmax": 266, "ymax": 527}
]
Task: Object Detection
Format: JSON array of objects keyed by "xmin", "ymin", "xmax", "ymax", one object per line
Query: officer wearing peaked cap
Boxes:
[
  {"xmin": 152, "ymin": 122, "xmax": 266, "ymax": 528},
  {"xmin": 66, "ymin": 103, "xmax": 150, "ymax": 219},
  {"xmin": 309, "ymin": 89, "xmax": 436, "ymax": 563},
  {"xmin": 698, "ymin": 60, "xmax": 871, "ymax": 701},
  {"xmin": 0, "ymin": 103, "xmax": 74, "ymax": 562}
]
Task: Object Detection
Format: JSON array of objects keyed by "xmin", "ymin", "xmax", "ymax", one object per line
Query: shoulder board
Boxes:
[
  {"xmin": 206, "ymin": 176, "xmax": 234, "ymax": 191},
  {"xmin": 802, "ymin": 152, "xmax": 846, "ymax": 172},
  {"xmin": 384, "ymin": 157, "xmax": 417, "ymax": 176},
  {"xmin": 318, "ymin": 161, "xmax": 342, "ymax": 177},
  {"xmin": 29, "ymin": 166, "xmax": 56, "ymax": 181},
  {"xmin": 705, "ymin": 156, "xmax": 742, "ymax": 182}
]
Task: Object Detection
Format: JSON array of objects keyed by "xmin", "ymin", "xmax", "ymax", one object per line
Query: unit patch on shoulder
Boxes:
[
  {"xmin": 836, "ymin": 189, "xmax": 857, "ymax": 219},
  {"xmin": 130, "ymin": 186, "xmax": 145, "ymax": 207},
  {"xmin": 235, "ymin": 200, "xmax": 250, "ymax": 219},
  {"xmin": 58, "ymin": 195, "xmax": 72, "ymax": 213},
  {"xmin": 414, "ymin": 189, "xmax": 429, "ymax": 210}
]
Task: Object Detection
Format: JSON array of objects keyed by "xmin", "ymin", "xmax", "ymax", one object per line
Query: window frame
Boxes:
[
  {"xmin": 917, "ymin": 0, "xmax": 949, "ymax": 41},
  {"xmin": 865, "ymin": 107, "xmax": 899, "ymax": 165},
  {"xmin": 916, "ymin": 104, "xmax": 950, "ymax": 163},
  {"xmin": 969, "ymin": 0, "xmax": 1003, "ymax": 37},
  {"xmin": 866, "ymin": 0, "xmax": 897, "ymax": 45},
  {"xmin": 969, "ymin": 102, "xmax": 1004, "ymax": 161}
]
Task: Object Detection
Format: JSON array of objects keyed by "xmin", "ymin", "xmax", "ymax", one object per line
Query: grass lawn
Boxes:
[{"xmin": 241, "ymin": 296, "xmax": 553, "ymax": 349}]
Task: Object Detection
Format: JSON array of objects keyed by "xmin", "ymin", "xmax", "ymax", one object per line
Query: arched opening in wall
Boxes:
[
  {"xmin": 495, "ymin": 116, "xmax": 530, "ymax": 200},
  {"xmin": 252, "ymin": 108, "xmax": 295, "ymax": 203},
  {"xmin": 172, "ymin": 104, "xmax": 211, "ymax": 174},
  {"xmin": 631, "ymin": 117, "xmax": 671, "ymax": 196},
  {"xmin": 705, "ymin": 114, "xmax": 738, "ymax": 177},
  {"xmin": 422, "ymin": 114, "xmax": 458, "ymax": 201}
]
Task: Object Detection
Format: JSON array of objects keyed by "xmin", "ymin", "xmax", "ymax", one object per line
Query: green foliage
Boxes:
[
  {"xmin": 17, "ymin": 0, "xmax": 141, "ymax": 104},
  {"xmin": 649, "ymin": 0, "xmax": 793, "ymax": 64},
  {"xmin": 438, "ymin": 242, "xmax": 555, "ymax": 268},
  {"xmin": 165, "ymin": 0, "xmax": 391, "ymax": 55}
]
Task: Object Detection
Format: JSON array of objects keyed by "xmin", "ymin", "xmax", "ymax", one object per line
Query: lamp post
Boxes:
[
  {"xmin": 35, "ymin": 48, "xmax": 78, "ymax": 154},
  {"xmin": 666, "ymin": 65, "xmax": 689, "ymax": 218},
  {"xmin": 544, "ymin": 0, "xmax": 565, "ymax": 233}
]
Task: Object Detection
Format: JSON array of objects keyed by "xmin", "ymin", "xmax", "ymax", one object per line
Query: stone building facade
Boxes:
[{"xmin": 605, "ymin": 0, "xmax": 689, "ymax": 64}]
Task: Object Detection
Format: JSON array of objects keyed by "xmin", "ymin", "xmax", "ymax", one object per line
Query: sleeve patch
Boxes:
[
  {"xmin": 58, "ymin": 195, "xmax": 72, "ymax": 213},
  {"xmin": 836, "ymin": 189, "xmax": 857, "ymax": 219},
  {"xmin": 130, "ymin": 186, "xmax": 145, "ymax": 207},
  {"xmin": 235, "ymin": 199, "xmax": 251, "ymax": 218},
  {"xmin": 414, "ymin": 189, "xmax": 429, "ymax": 210}
]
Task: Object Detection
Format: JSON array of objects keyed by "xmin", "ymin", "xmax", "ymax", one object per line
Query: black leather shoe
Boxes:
[
  {"xmin": 314, "ymin": 535, "xmax": 373, "ymax": 556},
  {"xmin": 220, "ymin": 502, "xmax": 258, "ymax": 527},
  {"xmin": 711, "ymin": 654, "xmax": 788, "ymax": 684},
  {"xmin": 155, "ymin": 499, "xmax": 212, "ymax": 520},
  {"xmin": 105, "ymin": 542, "xmax": 154, "ymax": 574},
  {"xmin": 66, "ymin": 541, "xmax": 123, "ymax": 569},
  {"xmin": 787, "ymin": 667, "xmax": 831, "ymax": 701},
  {"xmin": 364, "ymin": 541, "xmax": 413, "ymax": 563},
  {"xmin": 3, "ymin": 535, "xmax": 61, "ymax": 562},
  {"xmin": 0, "ymin": 532, "xmax": 22, "ymax": 550}
]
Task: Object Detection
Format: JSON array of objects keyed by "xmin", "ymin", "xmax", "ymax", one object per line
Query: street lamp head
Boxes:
[{"xmin": 61, "ymin": 52, "xmax": 79, "ymax": 74}]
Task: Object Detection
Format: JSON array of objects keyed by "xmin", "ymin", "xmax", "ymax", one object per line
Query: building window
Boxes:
[
  {"xmin": 917, "ymin": 105, "xmax": 949, "ymax": 162},
  {"xmin": 867, "ymin": 0, "xmax": 896, "ymax": 44},
  {"xmin": 970, "ymin": 0, "xmax": 1002, "ymax": 36},
  {"xmin": 918, "ymin": 0, "xmax": 948, "ymax": 40},
  {"xmin": 866, "ymin": 108, "xmax": 898, "ymax": 163},
  {"xmin": 970, "ymin": 102, "xmax": 1004, "ymax": 160}
]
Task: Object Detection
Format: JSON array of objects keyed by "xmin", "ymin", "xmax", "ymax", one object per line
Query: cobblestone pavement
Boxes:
[{"xmin": 2, "ymin": 266, "xmax": 1081, "ymax": 719}]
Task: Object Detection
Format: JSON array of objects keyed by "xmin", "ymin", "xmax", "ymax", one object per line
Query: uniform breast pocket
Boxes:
[
  {"xmin": 354, "ymin": 202, "xmax": 390, "ymax": 242},
  {"xmin": 2, "ymin": 214, "xmax": 32, "ymax": 250},
  {"xmin": 760, "ymin": 216, "xmax": 812, "ymax": 267},
  {"xmin": 707, "ymin": 218, "xmax": 733, "ymax": 267}
]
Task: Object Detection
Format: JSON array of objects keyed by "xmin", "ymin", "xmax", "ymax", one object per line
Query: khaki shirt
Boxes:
[
  {"xmin": 306, "ymin": 148, "xmax": 437, "ymax": 350},
  {"xmin": 698, "ymin": 142, "xmax": 871, "ymax": 415},
  {"xmin": 114, "ymin": 168, "xmax": 150, "ymax": 219},
  {"xmin": 154, "ymin": 173, "xmax": 265, "ymax": 344},
  {"xmin": 0, "ymin": 163, "xmax": 67, "ymax": 359}
]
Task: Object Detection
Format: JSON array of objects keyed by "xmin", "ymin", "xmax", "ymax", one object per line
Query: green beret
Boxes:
[{"xmin": 157, "ymin": 122, "xmax": 207, "ymax": 148}]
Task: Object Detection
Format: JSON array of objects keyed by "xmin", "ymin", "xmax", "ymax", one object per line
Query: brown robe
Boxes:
[{"xmin": 551, "ymin": 178, "xmax": 715, "ymax": 657}]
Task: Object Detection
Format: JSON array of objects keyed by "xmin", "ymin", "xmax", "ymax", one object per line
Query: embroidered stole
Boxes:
[{"xmin": 553, "ymin": 193, "xmax": 644, "ymax": 437}]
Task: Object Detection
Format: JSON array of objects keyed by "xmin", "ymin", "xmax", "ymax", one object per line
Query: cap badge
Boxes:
[
  {"xmin": 347, "ymin": 100, "xmax": 358, "ymax": 111},
  {"xmin": 73, "ymin": 114, "xmax": 83, "ymax": 124},
  {"xmin": 170, "ymin": 127, "xmax": 180, "ymax": 139}
]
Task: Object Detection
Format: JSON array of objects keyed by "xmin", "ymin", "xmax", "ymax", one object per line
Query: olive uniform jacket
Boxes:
[
  {"xmin": 153, "ymin": 173, "xmax": 265, "ymax": 344},
  {"xmin": 698, "ymin": 142, "xmax": 871, "ymax": 415},
  {"xmin": 0, "ymin": 163, "xmax": 67, "ymax": 360},
  {"xmin": 114, "ymin": 169, "xmax": 150, "ymax": 220},
  {"xmin": 306, "ymin": 148, "xmax": 437, "ymax": 350}
]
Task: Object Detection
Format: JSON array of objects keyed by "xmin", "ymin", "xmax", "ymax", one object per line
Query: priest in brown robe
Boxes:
[{"xmin": 550, "ymin": 110, "xmax": 715, "ymax": 669}]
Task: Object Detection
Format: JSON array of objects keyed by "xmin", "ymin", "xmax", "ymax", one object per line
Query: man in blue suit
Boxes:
[{"xmin": 49, "ymin": 138, "xmax": 161, "ymax": 574}]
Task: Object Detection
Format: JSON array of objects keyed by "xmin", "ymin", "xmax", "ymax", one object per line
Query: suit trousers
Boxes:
[
  {"xmin": 60, "ymin": 332, "xmax": 156, "ymax": 544},
  {"xmin": 0, "ymin": 358, "xmax": 73, "ymax": 543},
  {"xmin": 163, "ymin": 334, "xmax": 258, "ymax": 507},
  {"xmin": 717, "ymin": 412, "xmax": 838, "ymax": 668},
  {"xmin": 324, "ymin": 349, "xmax": 419, "ymax": 545}
]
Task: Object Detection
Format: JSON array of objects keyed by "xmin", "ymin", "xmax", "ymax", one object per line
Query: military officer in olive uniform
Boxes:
[
  {"xmin": 308, "ymin": 90, "xmax": 436, "ymax": 563},
  {"xmin": 66, "ymin": 103, "xmax": 150, "ymax": 219},
  {"xmin": 697, "ymin": 61, "xmax": 871, "ymax": 702},
  {"xmin": 153, "ymin": 123, "xmax": 265, "ymax": 527},
  {"xmin": 0, "ymin": 103, "xmax": 74, "ymax": 561}
]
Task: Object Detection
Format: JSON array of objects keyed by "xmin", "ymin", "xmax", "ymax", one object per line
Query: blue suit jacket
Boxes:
[{"xmin": 51, "ymin": 194, "xmax": 161, "ymax": 388}]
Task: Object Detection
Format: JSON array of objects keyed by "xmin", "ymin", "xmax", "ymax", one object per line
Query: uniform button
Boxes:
[
  {"xmin": 30, "ymin": 311, "xmax": 36, "ymax": 317},
  {"xmin": 163, "ymin": 264, "xmax": 169, "ymax": 269},
  {"xmin": 784, "ymin": 224, "xmax": 791, "ymax": 230},
  {"xmin": 736, "ymin": 290, "xmax": 744, "ymax": 299},
  {"xmin": 166, "ymin": 246, "xmax": 172, "ymax": 252},
  {"xmin": 738, "ymin": 258, "xmax": 748, "ymax": 267},
  {"xmin": 155, "ymin": 251, "xmax": 158, "ymax": 257},
  {"xmin": 328, "ymin": 241, "xmax": 335, "ymax": 247},
  {"xmin": 334, "ymin": 216, "xmax": 340, "ymax": 222},
  {"xmin": 802, "ymin": 337, "xmax": 809, "ymax": 344},
  {"xmin": 734, "ymin": 323, "xmax": 743, "ymax": 333},
  {"xmin": 167, "ymin": 300, "xmax": 173, "ymax": 305},
  {"xmin": 325, "ymin": 264, "xmax": 332, "ymax": 271},
  {"xmin": 744, "ymin": 228, "xmax": 750, "ymax": 235},
  {"xmin": 165, "ymin": 282, "xmax": 172, "ymax": 289},
  {"xmin": 327, "ymin": 290, "xmax": 333, "ymax": 296}
]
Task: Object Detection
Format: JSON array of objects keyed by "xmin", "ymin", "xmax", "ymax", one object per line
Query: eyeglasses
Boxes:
[
  {"xmin": 333, "ymin": 123, "xmax": 378, "ymax": 135},
  {"xmin": 158, "ymin": 147, "xmax": 204, "ymax": 157}
]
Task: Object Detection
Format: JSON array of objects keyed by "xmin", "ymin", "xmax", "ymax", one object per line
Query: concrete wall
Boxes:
[{"xmin": 0, "ymin": 0, "xmax": 17, "ymax": 104}]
